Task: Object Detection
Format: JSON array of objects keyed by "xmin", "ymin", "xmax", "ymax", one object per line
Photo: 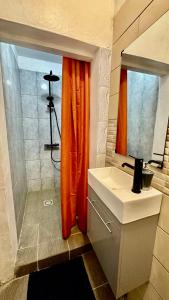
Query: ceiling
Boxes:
[{"xmin": 16, "ymin": 46, "xmax": 62, "ymax": 64}]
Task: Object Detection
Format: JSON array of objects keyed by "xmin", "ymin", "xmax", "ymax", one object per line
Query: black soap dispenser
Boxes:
[{"xmin": 142, "ymin": 162, "xmax": 154, "ymax": 191}]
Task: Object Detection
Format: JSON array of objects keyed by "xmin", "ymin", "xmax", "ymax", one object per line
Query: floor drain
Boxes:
[{"xmin": 43, "ymin": 199, "xmax": 53, "ymax": 206}]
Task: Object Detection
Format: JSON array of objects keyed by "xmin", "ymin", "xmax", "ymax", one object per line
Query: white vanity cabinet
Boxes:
[{"xmin": 87, "ymin": 186, "xmax": 159, "ymax": 299}]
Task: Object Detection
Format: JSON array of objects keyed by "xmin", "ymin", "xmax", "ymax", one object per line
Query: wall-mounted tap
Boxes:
[
  {"xmin": 121, "ymin": 162, "xmax": 134, "ymax": 170},
  {"xmin": 122, "ymin": 158, "xmax": 143, "ymax": 193},
  {"xmin": 148, "ymin": 159, "xmax": 163, "ymax": 169}
]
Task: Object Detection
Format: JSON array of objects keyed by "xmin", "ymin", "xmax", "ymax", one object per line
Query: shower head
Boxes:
[{"xmin": 43, "ymin": 70, "xmax": 60, "ymax": 82}]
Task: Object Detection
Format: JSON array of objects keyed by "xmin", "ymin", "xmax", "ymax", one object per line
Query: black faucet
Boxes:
[
  {"xmin": 148, "ymin": 159, "xmax": 163, "ymax": 169},
  {"xmin": 122, "ymin": 158, "xmax": 143, "ymax": 193},
  {"xmin": 122, "ymin": 162, "xmax": 134, "ymax": 170}
]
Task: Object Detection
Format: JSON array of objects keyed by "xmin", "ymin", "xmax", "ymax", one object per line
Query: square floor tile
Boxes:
[
  {"xmin": 83, "ymin": 250, "xmax": 107, "ymax": 289},
  {"xmin": 68, "ymin": 233, "xmax": 92, "ymax": 259},
  {"xmin": 38, "ymin": 239, "xmax": 69, "ymax": 270},
  {"xmin": 93, "ymin": 283, "xmax": 116, "ymax": 300},
  {"xmin": 15, "ymin": 247, "xmax": 37, "ymax": 277}
]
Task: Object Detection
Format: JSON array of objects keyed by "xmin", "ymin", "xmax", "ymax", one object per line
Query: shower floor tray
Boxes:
[{"xmin": 15, "ymin": 189, "xmax": 91, "ymax": 277}]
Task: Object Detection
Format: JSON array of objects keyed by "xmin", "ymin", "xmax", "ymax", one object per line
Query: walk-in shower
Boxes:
[
  {"xmin": 43, "ymin": 70, "xmax": 61, "ymax": 165},
  {"xmin": 0, "ymin": 42, "xmax": 91, "ymax": 280}
]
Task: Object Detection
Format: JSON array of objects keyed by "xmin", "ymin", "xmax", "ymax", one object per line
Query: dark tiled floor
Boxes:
[
  {"xmin": 15, "ymin": 189, "xmax": 91, "ymax": 276},
  {"xmin": 13, "ymin": 190, "xmax": 115, "ymax": 299},
  {"xmin": 83, "ymin": 251, "xmax": 107, "ymax": 288},
  {"xmin": 2, "ymin": 250, "xmax": 116, "ymax": 300},
  {"xmin": 83, "ymin": 251, "xmax": 116, "ymax": 300}
]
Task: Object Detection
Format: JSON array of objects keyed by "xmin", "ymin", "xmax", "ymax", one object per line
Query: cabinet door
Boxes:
[{"xmin": 87, "ymin": 198, "xmax": 120, "ymax": 295}]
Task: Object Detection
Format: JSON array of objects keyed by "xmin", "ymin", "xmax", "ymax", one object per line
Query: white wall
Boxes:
[{"xmin": 0, "ymin": 0, "xmax": 114, "ymax": 49}]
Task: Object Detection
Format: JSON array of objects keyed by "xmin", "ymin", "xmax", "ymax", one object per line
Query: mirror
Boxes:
[{"xmin": 116, "ymin": 10, "xmax": 169, "ymax": 166}]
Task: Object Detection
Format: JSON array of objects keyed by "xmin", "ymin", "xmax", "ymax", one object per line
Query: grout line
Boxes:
[
  {"xmin": 92, "ymin": 282, "xmax": 108, "ymax": 291},
  {"xmin": 153, "ymin": 254, "xmax": 169, "ymax": 275},
  {"xmin": 158, "ymin": 224, "xmax": 169, "ymax": 237},
  {"xmin": 17, "ymin": 190, "xmax": 29, "ymax": 252},
  {"xmin": 149, "ymin": 282, "xmax": 163, "ymax": 300},
  {"xmin": 71, "ymin": 232, "xmax": 81, "ymax": 236},
  {"xmin": 113, "ymin": 0, "xmax": 154, "ymax": 45},
  {"xmin": 36, "ymin": 224, "xmax": 40, "ymax": 271},
  {"xmin": 19, "ymin": 244, "xmax": 37, "ymax": 250},
  {"xmin": 66, "ymin": 240, "xmax": 70, "ymax": 260},
  {"xmin": 111, "ymin": 65, "xmax": 120, "ymax": 72},
  {"xmin": 82, "ymin": 250, "xmax": 92, "ymax": 258}
]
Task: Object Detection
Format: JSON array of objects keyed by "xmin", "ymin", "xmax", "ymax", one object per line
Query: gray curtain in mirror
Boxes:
[{"xmin": 127, "ymin": 70, "xmax": 159, "ymax": 162}]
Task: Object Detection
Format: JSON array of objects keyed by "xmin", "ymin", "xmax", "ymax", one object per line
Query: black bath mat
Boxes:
[{"xmin": 27, "ymin": 256, "xmax": 95, "ymax": 300}]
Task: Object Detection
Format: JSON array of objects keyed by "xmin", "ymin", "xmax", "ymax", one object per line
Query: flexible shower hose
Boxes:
[{"xmin": 51, "ymin": 105, "xmax": 61, "ymax": 166}]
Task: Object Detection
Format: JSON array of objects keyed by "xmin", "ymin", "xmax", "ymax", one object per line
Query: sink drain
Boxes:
[{"xmin": 43, "ymin": 199, "xmax": 53, "ymax": 206}]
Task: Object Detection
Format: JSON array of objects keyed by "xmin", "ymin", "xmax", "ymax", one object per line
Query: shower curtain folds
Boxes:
[
  {"xmin": 61, "ymin": 57, "xmax": 90, "ymax": 239},
  {"xmin": 116, "ymin": 69, "xmax": 127, "ymax": 156}
]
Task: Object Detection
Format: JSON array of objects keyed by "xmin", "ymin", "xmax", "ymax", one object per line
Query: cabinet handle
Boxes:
[{"xmin": 87, "ymin": 197, "xmax": 112, "ymax": 233}]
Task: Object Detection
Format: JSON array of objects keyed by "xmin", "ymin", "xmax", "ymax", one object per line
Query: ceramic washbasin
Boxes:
[{"xmin": 88, "ymin": 167, "xmax": 162, "ymax": 224}]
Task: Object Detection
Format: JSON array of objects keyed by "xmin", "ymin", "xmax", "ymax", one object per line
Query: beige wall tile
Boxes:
[
  {"xmin": 154, "ymin": 226, "xmax": 169, "ymax": 272},
  {"xmin": 112, "ymin": 19, "xmax": 139, "ymax": 70},
  {"xmin": 139, "ymin": 0, "xmax": 169, "ymax": 35},
  {"xmin": 108, "ymin": 94, "xmax": 119, "ymax": 120},
  {"xmin": 122, "ymin": 266, "xmax": 162, "ymax": 299},
  {"xmin": 90, "ymin": 48, "xmax": 110, "ymax": 168},
  {"xmin": 97, "ymin": 121, "xmax": 108, "ymax": 154},
  {"xmin": 98, "ymin": 86, "xmax": 109, "ymax": 122},
  {"xmin": 137, "ymin": 283, "xmax": 161, "ymax": 300},
  {"xmin": 150, "ymin": 256, "xmax": 169, "ymax": 300},
  {"xmin": 90, "ymin": 50, "xmax": 99, "ymax": 168},
  {"xmin": 111, "ymin": 44, "xmax": 122, "ymax": 71},
  {"xmin": 98, "ymin": 48, "xmax": 111, "ymax": 88},
  {"xmin": 0, "ymin": 165, "xmax": 4, "ymax": 188},
  {"xmin": 96, "ymin": 154, "xmax": 106, "ymax": 168},
  {"xmin": 110, "ymin": 67, "xmax": 121, "ymax": 96},
  {"xmin": 158, "ymin": 194, "xmax": 169, "ymax": 234},
  {"xmin": 113, "ymin": 0, "xmax": 153, "ymax": 42}
]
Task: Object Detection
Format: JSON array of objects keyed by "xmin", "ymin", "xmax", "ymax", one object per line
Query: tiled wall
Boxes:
[
  {"xmin": 107, "ymin": 1, "xmax": 169, "ymax": 299},
  {"xmin": 20, "ymin": 69, "xmax": 61, "ymax": 192},
  {"xmin": 0, "ymin": 43, "xmax": 27, "ymax": 239},
  {"xmin": 90, "ymin": 48, "xmax": 111, "ymax": 168},
  {"xmin": 0, "ymin": 63, "xmax": 18, "ymax": 283}
]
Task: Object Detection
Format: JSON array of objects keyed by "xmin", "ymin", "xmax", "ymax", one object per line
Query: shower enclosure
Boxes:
[
  {"xmin": 0, "ymin": 41, "xmax": 63, "ymax": 272},
  {"xmin": 0, "ymin": 41, "xmax": 90, "ymax": 277}
]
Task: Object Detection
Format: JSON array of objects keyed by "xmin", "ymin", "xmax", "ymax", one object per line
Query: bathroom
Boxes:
[{"xmin": 1, "ymin": 1, "xmax": 169, "ymax": 300}]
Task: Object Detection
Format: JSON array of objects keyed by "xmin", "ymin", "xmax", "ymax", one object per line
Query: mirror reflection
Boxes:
[{"xmin": 116, "ymin": 12, "xmax": 169, "ymax": 167}]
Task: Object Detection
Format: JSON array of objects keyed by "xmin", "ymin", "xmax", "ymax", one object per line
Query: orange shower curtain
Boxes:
[
  {"xmin": 116, "ymin": 69, "xmax": 127, "ymax": 155},
  {"xmin": 61, "ymin": 57, "xmax": 90, "ymax": 239}
]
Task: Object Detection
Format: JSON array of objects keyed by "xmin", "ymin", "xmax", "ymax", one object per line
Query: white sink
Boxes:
[{"xmin": 88, "ymin": 167, "xmax": 162, "ymax": 224}]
